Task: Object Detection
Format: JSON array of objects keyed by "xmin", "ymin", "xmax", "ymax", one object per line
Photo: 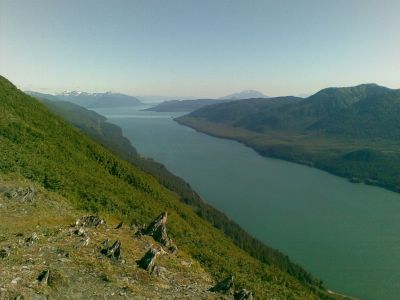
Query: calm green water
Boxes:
[{"xmin": 94, "ymin": 106, "xmax": 400, "ymax": 300}]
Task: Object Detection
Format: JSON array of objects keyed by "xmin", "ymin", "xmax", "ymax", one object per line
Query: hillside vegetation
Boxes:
[
  {"xmin": 0, "ymin": 76, "xmax": 346, "ymax": 298},
  {"xmin": 177, "ymin": 84, "xmax": 400, "ymax": 192},
  {"xmin": 0, "ymin": 177, "xmax": 228, "ymax": 299}
]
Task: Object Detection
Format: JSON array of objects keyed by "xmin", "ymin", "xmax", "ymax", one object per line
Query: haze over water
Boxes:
[{"xmin": 93, "ymin": 106, "xmax": 400, "ymax": 300}]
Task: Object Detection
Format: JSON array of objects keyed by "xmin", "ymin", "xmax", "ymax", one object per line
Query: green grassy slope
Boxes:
[
  {"xmin": 177, "ymin": 84, "xmax": 400, "ymax": 192},
  {"xmin": 0, "ymin": 76, "xmax": 344, "ymax": 299},
  {"xmin": 0, "ymin": 176, "xmax": 228, "ymax": 300}
]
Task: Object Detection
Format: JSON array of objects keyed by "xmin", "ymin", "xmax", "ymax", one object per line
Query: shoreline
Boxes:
[{"xmin": 175, "ymin": 117, "xmax": 400, "ymax": 196}]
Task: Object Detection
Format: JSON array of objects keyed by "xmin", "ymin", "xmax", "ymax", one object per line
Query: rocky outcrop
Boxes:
[
  {"xmin": 71, "ymin": 227, "xmax": 87, "ymax": 237},
  {"xmin": 137, "ymin": 248, "xmax": 160, "ymax": 272},
  {"xmin": 210, "ymin": 274, "xmax": 234, "ymax": 293},
  {"xmin": 75, "ymin": 215, "xmax": 106, "ymax": 227},
  {"xmin": 234, "ymin": 289, "xmax": 253, "ymax": 300},
  {"xmin": 101, "ymin": 240, "xmax": 122, "ymax": 261},
  {"xmin": 37, "ymin": 270, "xmax": 50, "ymax": 285},
  {"xmin": 130, "ymin": 222, "xmax": 145, "ymax": 234},
  {"xmin": 82, "ymin": 237, "xmax": 90, "ymax": 246},
  {"xmin": 0, "ymin": 184, "xmax": 247, "ymax": 300},
  {"xmin": 169, "ymin": 245, "xmax": 178, "ymax": 254},
  {"xmin": 138, "ymin": 212, "xmax": 176, "ymax": 251},
  {"xmin": 25, "ymin": 233, "xmax": 38, "ymax": 246},
  {"xmin": 1, "ymin": 186, "xmax": 36, "ymax": 202},
  {"xmin": 150, "ymin": 264, "xmax": 168, "ymax": 279},
  {"xmin": 0, "ymin": 182, "xmax": 260, "ymax": 300}
]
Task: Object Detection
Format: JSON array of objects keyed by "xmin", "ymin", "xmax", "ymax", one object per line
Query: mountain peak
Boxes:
[
  {"xmin": 219, "ymin": 90, "xmax": 268, "ymax": 100},
  {"xmin": 58, "ymin": 90, "xmax": 83, "ymax": 97}
]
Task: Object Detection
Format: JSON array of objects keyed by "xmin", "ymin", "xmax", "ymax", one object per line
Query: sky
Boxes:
[{"xmin": 1, "ymin": 0, "xmax": 399, "ymax": 98}]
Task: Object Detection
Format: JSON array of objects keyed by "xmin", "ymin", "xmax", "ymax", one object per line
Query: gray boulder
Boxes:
[
  {"xmin": 3, "ymin": 186, "xmax": 35, "ymax": 202},
  {"xmin": 37, "ymin": 270, "xmax": 50, "ymax": 285},
  {"xmin": 101, "ymin": 240, "xmax": 122, "ymax": 261},
  {"xmin": 115, "ymin": 221, "xmax": 123, "ymax": 229},
  {"xmin": 25, "ymin": 233, "xmax": 38, "ymax": 246},
  {"xmin": 75, "ymin": 215, "xmax": 105, "ymax": 227},
  {"xmin": 209, "ymin": 274, "xmax": 234, "ymax": 293},
  {"xmin": 139, "ymin": 212, "xmax": 175, "ymax": 250},
  {"xmin": 137, "ymin": 248, "xmax": 160, "ymax": 272},
  {"xmin": 72, "ymin": 227, "xmax": 87, "ymax": 237}
]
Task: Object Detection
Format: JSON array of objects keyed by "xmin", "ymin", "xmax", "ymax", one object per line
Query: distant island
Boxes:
[
  {"xmin": 25, "ymin": 90, "xmax": 143, "ymax": 108},
  {"xmin": 176, "ymin": 83, "xmax": 400, "ymax": 193}
]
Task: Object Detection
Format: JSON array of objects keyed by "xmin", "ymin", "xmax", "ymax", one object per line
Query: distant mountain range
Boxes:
[
  {"xmin": 177, "ymin": 83, "xmax": 400, "ymax": 193},
  {"xmin": 146, "ymin": 90, "xmax": 268, "ymax": 112},
  {"xmin": 27, "ymin": 89, "xmax": 267, "ymax": 111},
  {"xmin": 135, "ymin": 95, "xmax": 196, "ymax": 103},
  {"xmin": 219, "ymin": 90, "xmax": 268, "ymax": 100},
  {"xmin": 26, "ymin": 91, "xmax": 142, "ymax": 108}
]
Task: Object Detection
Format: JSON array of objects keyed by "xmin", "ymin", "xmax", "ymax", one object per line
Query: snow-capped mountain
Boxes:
[
  {"xmin": 219, "ymin": 90, "xmax": 268, "ymax": 100},
  {"xmin": 53, "ymin": 91, "xmax": 143, "ymax": 108},
  {"xmin": 58, "ymin": 91, "xmax": 85, "ymax": 97}
]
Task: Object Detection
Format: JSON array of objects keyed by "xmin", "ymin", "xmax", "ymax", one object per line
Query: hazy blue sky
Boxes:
[{"xmin": 1, "ymin": 0, "xmax": 399, "ymax": 97}]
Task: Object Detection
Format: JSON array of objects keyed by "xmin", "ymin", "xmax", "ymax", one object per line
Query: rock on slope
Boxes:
[{"xmin": 0, "ymin": 179, "xmax": 233, "ymax": 299}]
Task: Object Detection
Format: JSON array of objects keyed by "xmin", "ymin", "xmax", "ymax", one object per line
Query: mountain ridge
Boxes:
[
  {"xmin": 25, "ymin": 90, "xmax": 143, "ymax": 108},
  {"xmin": 145, "ymin": 90, "xmax": 269, "ymax": 112},
  {"xmin": 176, "ymin": 83, "xmax": 400, "ymax": 193}
]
